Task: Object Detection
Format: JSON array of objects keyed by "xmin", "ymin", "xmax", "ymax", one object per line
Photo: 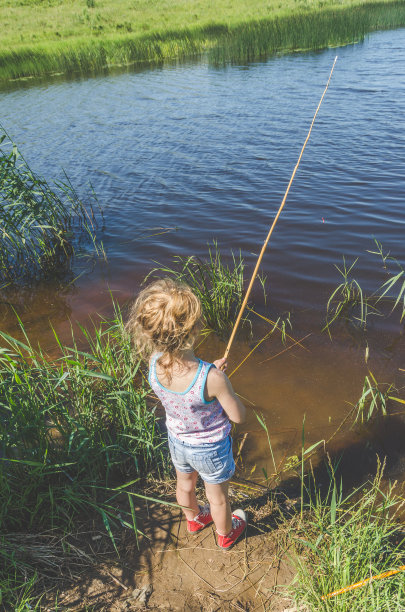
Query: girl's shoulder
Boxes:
[{"xmin": 205, "ymin": 363, "xmax": 227, "ymax": 395}]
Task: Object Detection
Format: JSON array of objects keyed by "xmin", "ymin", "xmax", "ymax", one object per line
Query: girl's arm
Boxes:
[{"xmin": 206, "ymin": 364, "xmax": 246, "ymax": 424}]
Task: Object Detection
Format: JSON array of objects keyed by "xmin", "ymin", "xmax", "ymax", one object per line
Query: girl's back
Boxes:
[{"xmin": 149, "ymin": 354, "xmax": 231, "ymax": 444}]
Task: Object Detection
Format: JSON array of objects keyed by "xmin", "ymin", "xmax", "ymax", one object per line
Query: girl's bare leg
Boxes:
[
  {"xmin": 204, "ymin": 480, "xmax": 232, "ymax": 535},
  {"xmin": 175, "ymin": 469, "xmax": 200, "ymax": 520}
]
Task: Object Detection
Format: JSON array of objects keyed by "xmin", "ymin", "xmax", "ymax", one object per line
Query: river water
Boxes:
[{"xmin": 1, "ymin": 28, "xmax": 405, "ymax": 489}]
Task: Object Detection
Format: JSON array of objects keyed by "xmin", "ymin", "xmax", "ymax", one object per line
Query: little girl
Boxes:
[{"xmin": 127, "ymin": 278, "xmax": 247, "ymax": 549}]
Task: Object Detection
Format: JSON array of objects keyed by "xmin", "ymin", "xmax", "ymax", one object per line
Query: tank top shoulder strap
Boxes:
[
  {"xmin": 148, "ymin": 353, "xmax": 160, "ymax": 387},
  {"xmin": 195, "ymin": 360, "xmax": 216, "ymax": 404}
]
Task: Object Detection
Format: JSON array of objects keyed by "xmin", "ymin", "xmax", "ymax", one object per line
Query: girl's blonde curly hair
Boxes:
[{"xmin": 126, "ymin": 278, "xmax": 202, "ymax": 379}]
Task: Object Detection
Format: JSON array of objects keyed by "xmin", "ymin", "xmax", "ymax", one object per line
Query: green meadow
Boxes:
[{"xmin": 1, "ymin": 0, "xmax": 405, "ymax": 81}]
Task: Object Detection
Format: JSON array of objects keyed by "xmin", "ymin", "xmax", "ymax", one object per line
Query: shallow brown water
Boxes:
[{"xmin": 1, "ymin": 29, "xmax": 405, "ymax": 490}]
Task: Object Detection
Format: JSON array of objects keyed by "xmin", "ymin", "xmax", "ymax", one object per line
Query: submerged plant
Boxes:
[
  {"xmin": 277, "ymin": 311, "xmax": 292, "ymax": 345},
  {"xmin": 147, "ymin": 242, "xmax": 249, "ymax": 339},
  {"xmin": 0, "ymin": 128, "xmax": 99, "ymax": 287},
  {"xmin": 254, "ymin": 412, "xmax": 323, "ymax": 497}
]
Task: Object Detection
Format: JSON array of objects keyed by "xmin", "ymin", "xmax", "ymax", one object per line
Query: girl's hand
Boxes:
[{"xmin": 213, "ymin": 357, "xmax": 227, "ymax": 371}]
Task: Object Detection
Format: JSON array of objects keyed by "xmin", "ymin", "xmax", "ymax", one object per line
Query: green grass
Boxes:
[
  {"xmin": 1, "ymin": 1, "xmax": 405, "ymax": 81},
  {"xmin": 353, "ymin": 370, "xmax": 405, "ymax": 424},
  {"xmin": 378, "ymin": 266, "xmax": 405, "ymax": 323},
  {"xmin": 289, "ymin": 465, "xmax": 405, "ymax": 610},
  {"xmin": 0, "ymin": 303, "xmax": 167, "ymax": 609},
  {"xmin": 0, "ymin": 127, "xmax": 100, "ymax": 287},
  {"xmin": 254, "ymin": 412, "xmax": 405, "ymax": 610},
  {"xmin": 366, "ymin": 238, "xmax": 405, "ymax": 322},
  {"xmin": 354, "ymin": 371, "xmax": 390, "ymax": 423}
]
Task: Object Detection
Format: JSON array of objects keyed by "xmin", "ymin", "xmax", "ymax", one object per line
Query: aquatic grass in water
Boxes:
[
  {"xmin": 254, "ymin": 412, "xmax": 323, "ymax": 493},
  {"xmin": 148, "ymin": 243, "xmax": 247, "ymax": 339},
  {"xmin": 353, "ymin": 371, "xmax": 405, "ymax": 424},
  {"xmin": 364, "ymin": 239, "xmax": 405, "ymax": 321},
  {"xmin": 0, "ymin": 128, "xmax": 98, "ymax": 287},
  {"xmin": 365, "ymin": 238, "xmax": 405, "ymax": 321},
  {"xmin": 323, "ymin": 257, "xmax": 377, "ymax": 336},
  {"xmin": 0, "ymin": 29, "xmax": 209, "ymax": 83},
  {"xmin": 354, "ymin": 371, "xmax": 390, "ymax": 424},
  {"xmin": 377, "ymin": 265, "xmax": 405, "ymax": 323},
  {"xmin": 209, "ymin": 2, "xmax": 405, "ymax": 64},
  {"xmin": 324, "ymin": 242, "xmax": 405, "ymax": 337}
]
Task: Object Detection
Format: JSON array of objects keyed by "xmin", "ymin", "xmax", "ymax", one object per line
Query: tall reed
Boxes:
[
  {"xmin": 209, "ymin": 2, "xmax": 405, "ymax": 64},
  {"xmin": 0, "ymin": 128, "xmax": 98, "ymax": 287}
]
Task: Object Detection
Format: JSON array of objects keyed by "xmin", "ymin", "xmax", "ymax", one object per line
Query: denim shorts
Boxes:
[{"xmin": 168, "ymin": 431, "xmax": 235, "ymax": 484}]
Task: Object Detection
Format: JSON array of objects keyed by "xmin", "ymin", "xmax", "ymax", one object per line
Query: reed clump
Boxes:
[
  {"xmin": 209, "ymin": 2, "xmax": 405, "ymax": 64},
  {"xmin": 323, "ymin": 257, "xmax": 373, "ymax": 335},
  {"xmin": 0, "ymin": 129, "xmax": 98, "ymax": 287},
  {"xmin": 325, "ymin": 241, "xmax": 405, "ymax": 335}
]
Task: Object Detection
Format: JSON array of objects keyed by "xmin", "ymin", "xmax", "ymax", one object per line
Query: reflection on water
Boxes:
[{"xmin": 0, "ymin": 28, "xmax": 405, "ymax": 486}]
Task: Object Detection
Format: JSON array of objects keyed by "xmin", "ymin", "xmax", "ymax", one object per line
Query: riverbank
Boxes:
[
  {"xmin": 6, "ymin": 463, "xmax": 405, "ymax": 610},
  {"xmin": 1, "ymin": 302, "xmax": 404, "ymax": 610},
  {"xmin": 1, "ymin": 0, "xmax": 405, "ymax": 82}
]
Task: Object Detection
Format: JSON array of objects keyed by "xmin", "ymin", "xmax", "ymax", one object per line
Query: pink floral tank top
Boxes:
[{"xmin": 148, "ymin": 355, "xmax": 231, "ymax": 444}]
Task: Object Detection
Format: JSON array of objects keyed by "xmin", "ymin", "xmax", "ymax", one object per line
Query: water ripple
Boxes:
[{"xmin": 1, "ymin": 28, "xmax": 405, "ymax": 311}]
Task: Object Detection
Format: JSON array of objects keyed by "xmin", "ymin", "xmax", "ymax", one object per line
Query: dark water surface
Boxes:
[{"xmin": 1, "ymin": 29, "xmax": 405, "ymax": 487}]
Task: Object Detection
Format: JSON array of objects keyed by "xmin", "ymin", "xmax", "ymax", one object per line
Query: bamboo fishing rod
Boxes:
[
  {"xmin": 223, "ymin": 56, "xmax": 338, "ymax": 361},
  {"xmin": 321, "ymin": 565, "xmax": 405, "ymax": 600}
]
